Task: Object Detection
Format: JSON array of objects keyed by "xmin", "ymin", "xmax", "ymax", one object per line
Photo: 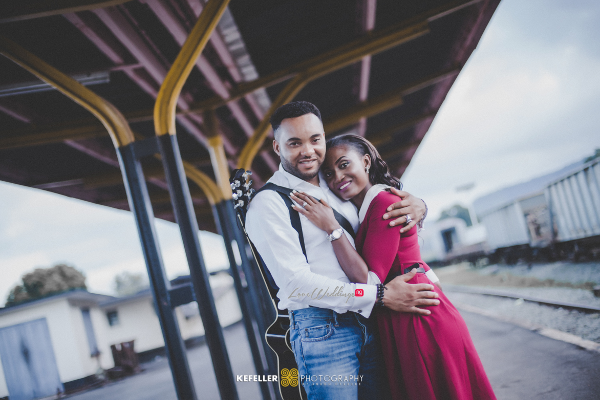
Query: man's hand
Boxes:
[
  {"xmin": 382, "ymin": 270, "xmax": 440, "ymax": 315},
  {"xmin": 382, "ymin": 187, "xmax": 426, "ymax": 233}
]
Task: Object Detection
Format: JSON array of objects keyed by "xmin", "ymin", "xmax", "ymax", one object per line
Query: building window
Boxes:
[{"xmin": 106, "ymin": 310, "xmax": 119, "ymax": 326}]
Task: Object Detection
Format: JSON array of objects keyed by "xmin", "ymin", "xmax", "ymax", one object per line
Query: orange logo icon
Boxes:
[{"xmin": 281, "ymin": 368, "xmax": 299, "ymax": 387}]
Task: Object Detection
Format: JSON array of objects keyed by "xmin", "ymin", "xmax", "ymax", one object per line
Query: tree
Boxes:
[
  {"xmin": 584, "ymin": 148, "xmax": 600, "ymax": 163},
  {"xmin": 113, "ymin": 271, "xmax": 148, "ymax": 297},
  {"xmin": 6, "ymin": 264, "xmax": 87, "ymax": 307}
]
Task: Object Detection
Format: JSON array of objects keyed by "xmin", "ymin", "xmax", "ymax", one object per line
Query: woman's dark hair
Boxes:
[{"xmin": 326, "ymin": 134, "xmax": 402, "ymax": 190}]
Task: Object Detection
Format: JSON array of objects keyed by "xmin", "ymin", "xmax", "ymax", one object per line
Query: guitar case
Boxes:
[
  {"xmin": 230, "ymin": 169, "xmax": 306, "ymax": 400},
  {"xmin": 231, "ymin": 169, "xmax": 356, "ymax": 399}
]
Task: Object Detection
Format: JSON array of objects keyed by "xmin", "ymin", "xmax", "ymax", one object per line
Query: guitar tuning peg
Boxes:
[
  {"xmin": 234, "ymin": 199, "xmax": 244, "ymax": 209},
  {"xmin": 243, "ymin": 180, "xmax": 253, "ymax": 190},
  {"xmin": 232, "ymin": 193, "xmax": 239, "ymax": 200},
  {"xmin": 242, "ymin": 170, "xmax": 253, "ymax": 179},
  {"xmin": 236, "ymin": 189, "xmax": 243, "ymax": 197}
]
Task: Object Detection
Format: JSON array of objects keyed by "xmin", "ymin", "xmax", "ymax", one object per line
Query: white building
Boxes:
[
  {"xmin": 419, "ymin": 217, "xmax": 488, "ymax": 263},
  {"xmin": 0, "ymin": 274, "xmax": 241, "ymax": 400}
]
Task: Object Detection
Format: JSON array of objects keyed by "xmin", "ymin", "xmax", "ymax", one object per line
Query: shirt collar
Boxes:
[
  {"xmin": 358, "ymin": 184, "xmax": 391, "ymax": 223},
  {"xmin": 276, "ymin": 163, "xmax": 320, "ymax": 191},
  {"xmin": 318, "ymin": 170, "xmax": 331, "ymax": 192}
]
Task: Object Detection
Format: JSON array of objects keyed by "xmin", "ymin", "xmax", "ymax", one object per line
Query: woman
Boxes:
[{"xmin": 290, "ymin": 134, "xmax": 496, "ymax": 400}]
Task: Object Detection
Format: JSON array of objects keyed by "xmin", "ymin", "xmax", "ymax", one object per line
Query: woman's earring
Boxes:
[{"xmin": 365, "ymin": 166, "xmax": 370, "ymax": 174}]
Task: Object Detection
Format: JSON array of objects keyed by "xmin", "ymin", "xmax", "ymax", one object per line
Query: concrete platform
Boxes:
[
  {"xmin": 67, "ymin": 311, "xmax": 600, "ymax": 400},
  {"xmin": 66, "ymin": 322, "xmax": 261, "ymax": 400}
]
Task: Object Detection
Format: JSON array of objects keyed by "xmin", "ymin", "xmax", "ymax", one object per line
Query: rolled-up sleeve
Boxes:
[{"xmin": 246, "ymin": 191, "xmax": 376, "ymax": 318}]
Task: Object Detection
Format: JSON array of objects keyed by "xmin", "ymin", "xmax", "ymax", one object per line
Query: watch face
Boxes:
[{"xmin": 330, "ymin": 228, "xmax": 342, "ymax": 241}]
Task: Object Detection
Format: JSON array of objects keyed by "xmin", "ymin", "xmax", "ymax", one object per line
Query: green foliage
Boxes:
[
  {"xmin": 5, "ymin": 264, "xmax": 87, "ymax": 307},
  {"xmin": 114, "ymin": 271, "xmax": 148, "ymax": 297},
  {"xmin": 584, "ymin": 148, "xmax": 600, "ymax": 163}
]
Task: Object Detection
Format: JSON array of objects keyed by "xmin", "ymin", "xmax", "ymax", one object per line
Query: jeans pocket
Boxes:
[{"xmin": 300, "ymin": 323, "xmax": 334, "ymax": 342}]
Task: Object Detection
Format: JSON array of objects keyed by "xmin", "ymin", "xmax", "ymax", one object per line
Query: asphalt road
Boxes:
[
  {"xmin": 66, "ymin": 322, "xmax": 262, "ymax": 400},
  {"xmin": 67, "ymin": 312, "xmax": 600, "ymax": 400},
  {"xmin": 462, "ymin": 310, "xmax": 600, "ymax": 400}
]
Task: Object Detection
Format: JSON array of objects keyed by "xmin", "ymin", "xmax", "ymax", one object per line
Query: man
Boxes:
[{"xmin": 246, "ymin": 101, "xmax": 440, "ymax": 399}]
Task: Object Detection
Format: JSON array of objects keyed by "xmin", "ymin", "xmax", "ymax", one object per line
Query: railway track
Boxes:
[{"xmin": 444, "ymin": 285, "xmax": 600, "ymax": 314}]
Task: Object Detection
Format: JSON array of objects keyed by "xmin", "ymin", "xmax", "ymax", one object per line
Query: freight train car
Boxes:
[
  {"xmin": 472, "ymin": 158, "xmax": 600, "ymax": 263},
  {"xmin": 545, "ymin": 158, "xmax": 600, "ymax": 258}
]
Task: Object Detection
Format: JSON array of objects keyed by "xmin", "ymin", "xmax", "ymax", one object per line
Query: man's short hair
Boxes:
[{"xmin": 270, "ymin": 101, "xmax": 322, "ymax": 140}]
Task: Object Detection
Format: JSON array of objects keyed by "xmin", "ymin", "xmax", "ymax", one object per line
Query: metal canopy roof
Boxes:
[{"xmin": 0, "ymin": 0, "xmax": 500, "ymax": 233}]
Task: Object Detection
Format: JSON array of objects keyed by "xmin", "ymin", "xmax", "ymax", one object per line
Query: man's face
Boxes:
[{"xmin": 273, "ymin": 113, "xmax": 326, "ymax": 184}]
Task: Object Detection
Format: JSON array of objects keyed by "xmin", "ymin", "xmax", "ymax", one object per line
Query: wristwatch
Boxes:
[{"xmin": 327, "ymin": 227, "xmax": 343, "ymax": 242}]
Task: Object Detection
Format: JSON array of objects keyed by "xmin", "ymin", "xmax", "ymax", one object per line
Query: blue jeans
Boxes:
[{"xmin": 289, "ymin": 307, "xmax": 388, "ymax": 400}]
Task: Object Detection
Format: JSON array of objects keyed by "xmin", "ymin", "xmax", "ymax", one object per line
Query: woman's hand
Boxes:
[
  {"xmin": 290, "ymin": 191, "xmax": 341, "ymax": 234},
  {"xmin": 292, "ymin": 191, "xmax": 369, "ymax": 283}
]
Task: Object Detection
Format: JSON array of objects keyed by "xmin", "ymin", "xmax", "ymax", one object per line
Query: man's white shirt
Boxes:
[{"xmin": 246, "ymin": 164, "xmax": 379, "ymax": 318}]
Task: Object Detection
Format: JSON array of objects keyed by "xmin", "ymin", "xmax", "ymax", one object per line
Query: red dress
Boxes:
[{"xmin": 355, "ymin": 191, "xmax": 496, "ymax": 400}]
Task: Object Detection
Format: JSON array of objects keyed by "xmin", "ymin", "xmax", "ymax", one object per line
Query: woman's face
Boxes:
[{"xmin": 322, "ymin": 144, "xmax": 371, "ymax": 202}]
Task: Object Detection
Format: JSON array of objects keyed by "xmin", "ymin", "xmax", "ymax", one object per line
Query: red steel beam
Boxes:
[
  {"xmin": 144, "ymin": 0, "xmax": 277, "ymax": 171},
  {"xmin": 65, "ymin": 8, "xmax": 238, "ymax": 157},
  {"xmin": 355, "ymin": 0, "xmax": 377, "ymax": 136}
]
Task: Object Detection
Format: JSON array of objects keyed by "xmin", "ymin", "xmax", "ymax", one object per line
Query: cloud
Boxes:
[
  {"xmin": 2, "ymin": 0, "xmax": 600, "ymax": 305},
  {"xmin": 402, "ymin": 0, "xmax": 600, "ymax": 219},
  {"xmin": 0, "ymin": 182, "xmax": 233, "ymax": 303}
]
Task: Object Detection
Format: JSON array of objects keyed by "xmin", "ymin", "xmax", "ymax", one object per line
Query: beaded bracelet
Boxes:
[{"xmin": 375, "ymin": 283, "xmax": 387, "ymax": 307}]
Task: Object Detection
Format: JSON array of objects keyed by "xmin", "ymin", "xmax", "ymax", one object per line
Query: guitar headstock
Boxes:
[{"xmin": 229, "ymin": 168, "xmax": 255, "ymax": 212}]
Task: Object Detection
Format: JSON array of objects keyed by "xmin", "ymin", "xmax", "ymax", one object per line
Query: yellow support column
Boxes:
[
  {"xmin": 237, "ymin": 21, "xmax": 429, "ymax": 170},
  {"xmin": 203, "ymin": 109, "xmax": 232, "ymax": 200},
  {"xmin": 150, "ymin": 1, "xmax": 244, "ymax": 399},
  {"xmin": 0, "ymin": 35, "xmax": 200, "ymax": 400},
  {"xmin": 154, "ymin": 0, "xmax": 230, "ymax": 137}
]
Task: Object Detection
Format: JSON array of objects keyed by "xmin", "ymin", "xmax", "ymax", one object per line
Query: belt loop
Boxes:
[
  {"xmin": 289, "ymin": 310, "xmax": 295, "ymax": 329},
  {"xmin": 333, "ymin": 310, "xmax": 339, "ymax": 327}
]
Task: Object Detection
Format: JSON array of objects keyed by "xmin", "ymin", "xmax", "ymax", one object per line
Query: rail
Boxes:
[{"xmin": 445, "ymin": 284, "xmax": 600, "ymax": 314}]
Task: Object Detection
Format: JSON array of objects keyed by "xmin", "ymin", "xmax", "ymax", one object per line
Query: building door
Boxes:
[
  {"xmin": 81, "ymin": 308, "xmax": 99, "ymax": 356},
  {"xmin": 0, "ymin": 318, "xmax": 63, "ymax": 400},
  {"xmin": 441, "ymin": 227, "xmax": 457, "ymax": 252}
]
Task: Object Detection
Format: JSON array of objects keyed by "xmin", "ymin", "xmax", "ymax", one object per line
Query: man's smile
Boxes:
[{"xmin": 298, "ymin": 158, "xmax": 318, "ymax": 167}]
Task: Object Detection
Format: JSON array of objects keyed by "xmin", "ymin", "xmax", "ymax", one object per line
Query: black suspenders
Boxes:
[{"xmin": 256, "ymin": 183, "xmax": 356, "ymax": 262}]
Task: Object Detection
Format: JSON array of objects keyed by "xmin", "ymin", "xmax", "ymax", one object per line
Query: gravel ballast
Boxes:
[{"xmin": 434, "ymin": 262, "xmax": 600, "ymax": 344}]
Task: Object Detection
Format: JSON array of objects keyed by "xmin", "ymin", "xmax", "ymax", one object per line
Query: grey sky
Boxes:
[
  {"xmin": 1, "ymin": 0, "xmax": 599, "ymax": 304},
  {"xmin": 0, "ymin": 182, "xmax": 229, "ymax": 305},
  {"xmin": 402, "ymin": 0, "xmax": 600, "ymax": 217}
]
